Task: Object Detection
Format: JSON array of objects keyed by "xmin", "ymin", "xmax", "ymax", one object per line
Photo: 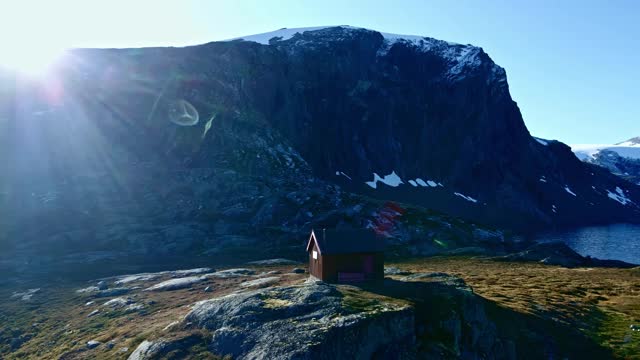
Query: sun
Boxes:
[{"xmin": 1, "ymin": 43, "xmax": 66, "ymax": 77}]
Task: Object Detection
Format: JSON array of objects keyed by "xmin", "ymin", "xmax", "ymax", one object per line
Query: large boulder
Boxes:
[{"xmin": 132, "ymin": 280, "xmax": 414, "ymax": 359}]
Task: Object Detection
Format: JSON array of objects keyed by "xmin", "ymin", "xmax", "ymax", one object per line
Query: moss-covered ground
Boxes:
[{"xmin": 390, "ymin": 257, "xmax": 640, "ymax": 359}]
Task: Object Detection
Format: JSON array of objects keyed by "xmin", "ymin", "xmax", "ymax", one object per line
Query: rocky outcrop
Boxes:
[
  {"xmin": 144, "ymin": 275, "xmax": 209, "ymax": 291},
  {"xmin": 131, "ymin": 279, "xmax": 415, "ymax": 359},
  {"xmin": 186, "ymin": 279, "xmax": 414, "ymax": 359},
  {"xmin": 128, "ymin": 335, "xmax": 206, "ymax": 360},
  {"xmin": 206, "ymin": 268, "xmax": 256, "ymax": 278},
  {"xmin": 129, "ymin": 273, "xmax": 548, "ymax": 359},
  {"xmin": 239, "ymin": 276, "xmax": 280, "ymax": 288},
  {"xmin": 132, "ymin": 270, "xmax": 592, "ymax": 359}
]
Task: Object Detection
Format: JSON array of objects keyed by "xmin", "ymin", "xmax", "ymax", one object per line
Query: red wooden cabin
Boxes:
[{"xmin": 306, "ymin": 229, "xmax": 385, "ymax": 283}]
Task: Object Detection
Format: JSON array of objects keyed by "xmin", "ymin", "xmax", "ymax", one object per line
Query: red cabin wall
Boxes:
[{"xmin": 314, "ymin": 252, "xmax": 384, "ymax": 283}]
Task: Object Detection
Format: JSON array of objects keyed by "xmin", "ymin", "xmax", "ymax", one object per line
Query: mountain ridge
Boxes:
[
  {"xmin": 1, "ymin": 26, "xmax": 639, "ymax": 268},
  {"xmin": 617, "ymin": 136, "xmax": 640, "ymax": 146}
]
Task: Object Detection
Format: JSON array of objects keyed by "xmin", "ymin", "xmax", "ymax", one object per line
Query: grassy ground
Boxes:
[
  {"xmin": 0, "ymin": 265, "xmax": 307, "ymax": 359},
  {"xmin": 390, "ymin": 257, "xmax": 640, "ymax": 359},
  {"xmin": 1, "ymin": 258, "xmax": 638, "ymax": 359}
]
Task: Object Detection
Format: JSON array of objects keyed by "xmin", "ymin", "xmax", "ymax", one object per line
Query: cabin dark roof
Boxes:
[{"xmin": 308, "ymin": 229, "xmax": 385, "ymax": 255}]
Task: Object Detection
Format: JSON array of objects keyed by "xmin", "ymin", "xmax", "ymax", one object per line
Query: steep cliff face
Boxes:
[
  {"xmin": 226, "ymin": 27, "xmax": 639, "ymax": 230},
  {"xmin": 0, "ymin": 26, "xmax": 639, "ymax": 265}
]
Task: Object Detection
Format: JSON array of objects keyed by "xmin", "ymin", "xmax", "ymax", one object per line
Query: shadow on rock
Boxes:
[{"xmin": 360, "ymin": 275, "xmax": 614, "ymax": 360}]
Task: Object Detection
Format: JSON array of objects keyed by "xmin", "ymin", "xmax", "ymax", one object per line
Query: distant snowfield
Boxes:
[{"xmin": 571, "ymin": 144, "xmax": 640, "ymax": 161}]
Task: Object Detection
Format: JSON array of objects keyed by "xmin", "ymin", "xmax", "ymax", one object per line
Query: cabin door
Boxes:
[
  {"xmin": 363, "ymin": 255, "xmax": 374, "ymax": 273},
  {"xmin": 309, "ymin": 246, "xmax": 321, "ymax": 278}
]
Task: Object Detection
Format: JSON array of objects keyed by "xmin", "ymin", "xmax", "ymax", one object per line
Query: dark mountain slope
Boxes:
[
  {"xmin": 220, "ymin": 27, "xmax": 640, "ymax": 229},
  {"xmin": 0, "ymin": 26, "xmax": 638, "ymax": 269}
]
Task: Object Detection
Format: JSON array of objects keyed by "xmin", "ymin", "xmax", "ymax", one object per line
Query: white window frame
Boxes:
[{"xmin": 312, "ymin": 250, "xmax": 318, "ymax": 259}]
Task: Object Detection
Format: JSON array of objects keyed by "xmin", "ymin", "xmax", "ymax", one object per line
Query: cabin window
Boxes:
[{"xmin": 312, "ymin": 250, "xmax": 318, "ymax": 259}]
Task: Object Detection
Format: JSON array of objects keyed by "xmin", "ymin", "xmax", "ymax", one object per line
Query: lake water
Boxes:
[{"xmin": 531, "ymin": 223, "xmax": 640, "ymax": 265}]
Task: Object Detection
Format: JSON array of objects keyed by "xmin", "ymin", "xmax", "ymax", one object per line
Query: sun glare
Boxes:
[{"xmin": 1, "ymin": 43, "xmax": 66, "ymax": 77}]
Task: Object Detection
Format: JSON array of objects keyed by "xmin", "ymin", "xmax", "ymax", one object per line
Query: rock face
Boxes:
[
  {"xmin": 239, "ymin": 276, "xmax": 280, "ymax": 288},
  {"xmin": 207, "ymin": 268, "xmax": 256, "ymax": 278},
  {"xmin": 144, "ymin": 276, "xmax": 209, "ymax": 291},
  {"xmin": 134, "ymin": 280, "xmax": 415, "ymax": 359},
  {"xmin": 112, "ymin": 268, "xmax": 213, "ymax": 285},
  {"xmin": 128, "ymin": 336, "xmax": 205, "ymax": 360},
  {"xmin": 1, "ymin": 26, "xmax": 639, "ymax": 268},
  {"xmin": 129, "ymin": 272, "xmax": 602, "ymax": 359},
  {"xmin": 218, "ymin": 27, "xmax": 640, "ymax": 230}
]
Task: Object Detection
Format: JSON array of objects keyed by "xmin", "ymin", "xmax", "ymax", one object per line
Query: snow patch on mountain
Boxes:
[
  {"xmin": 226, "ymin": 26, "xmax": 335, "ymax": 44},
  {"xmin": 534, "ymin": 137, "xmax": 549, "ymax": 146},
  {"xmin": 607, "ymin": 187, "xmax": 632, "ymax": 205},
  {"xmin": 564, "ymin": 186, "xmax": 577, "ymax": 197},
  {"xmin": 365, "ymin": 171, "xmax": 403, "ymax": 189},
  {"xmin": 228, "ymin": 26, "xmax": 466, "ymax": 48},
  {"xmin": 454, "ymin": 192, "xmax": 478, "ymax": 203},
  {"xmin": 406, "ymin": 178, "xmax": 439, "ymax": 188},
  {"xmin": 335, "ymin": 171, "xmax": 352, "ymax": 180},
  {"xmin": 226, "ymin": 26, "xmax": 502, "ymax": 84}
]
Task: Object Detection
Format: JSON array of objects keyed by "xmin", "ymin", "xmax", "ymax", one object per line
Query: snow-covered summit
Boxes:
[
  {"xmin": 225, "ymin": 25, "xmax": 466, "ymax": 47},
  {"xmin": 225, "ymin": 26, "xmax": 501, "ymax": 82},
  {"xmin": 572, "ymin": 141, "xmax": 640, "ymax": 161},
  {"xmin": 572, "ymin": 137, "xmax": 640, "ymax": 185},
  {"xmin": 226, "ymin": 26, "xmax": 340, "ymax": 45},
  {"xmin": 617, "ymin": 136, "xmax": 640, "ymax": 147}
]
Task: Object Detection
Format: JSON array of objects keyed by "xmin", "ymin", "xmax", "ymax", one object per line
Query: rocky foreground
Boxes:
[{"xmin": 1, "ymin": 257, "xmax": 639, "ymax": 359}]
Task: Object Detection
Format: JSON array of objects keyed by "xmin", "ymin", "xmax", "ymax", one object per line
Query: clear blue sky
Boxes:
[{"xmin": 3, "ymin": 0, "xmax": 639, "ymax": 144}]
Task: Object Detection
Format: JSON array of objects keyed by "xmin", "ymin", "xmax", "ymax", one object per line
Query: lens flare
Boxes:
[
  {"xmin": 168, "ymin": 99, "xmax": 199, "ymax": 126},
  {"xmin": 1, "ymin": 43, "xmax": 66, "ymax": 77}
]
